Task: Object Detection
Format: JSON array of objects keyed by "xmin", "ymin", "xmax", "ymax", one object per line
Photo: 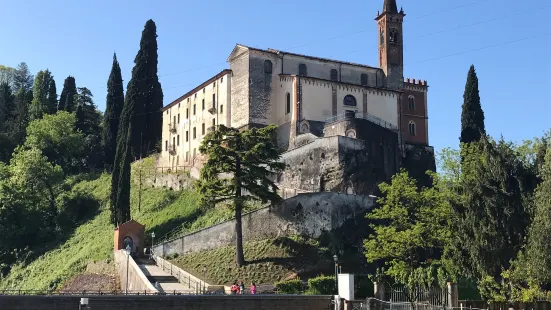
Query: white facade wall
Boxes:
[{"xmin": 160, "ymin": 72, "xmax": 231, "ymax": 168}]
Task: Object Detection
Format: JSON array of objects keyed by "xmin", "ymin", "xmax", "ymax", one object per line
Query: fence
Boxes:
[
  {"xmin": 385, "ymin": 285, "xmax": 450, "ymax": 307},
  {"xmin": 0, "ymin": 290, "xmax": 201, "ymax": 296},
  {"xmin": 363, "ymin": 298, "xmax": 488, "ymax": 310}
]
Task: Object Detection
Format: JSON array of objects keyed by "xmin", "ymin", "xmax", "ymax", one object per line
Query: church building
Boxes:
[{"xmin": 160, "ymin": 0, "xmax": 435, "ymax": 195}]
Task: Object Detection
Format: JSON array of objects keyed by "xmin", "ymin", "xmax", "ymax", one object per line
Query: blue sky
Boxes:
[{"xmin": 1, "ymin": 0, "xmax": 549, "ymax": 155}]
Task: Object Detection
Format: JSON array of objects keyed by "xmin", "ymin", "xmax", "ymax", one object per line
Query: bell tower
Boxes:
[{"xmin": 376, "ymin": 0, "xmax": 405, "ymax": 90}]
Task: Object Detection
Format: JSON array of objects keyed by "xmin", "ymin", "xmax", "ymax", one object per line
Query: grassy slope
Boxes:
[
  {"xmin": 170, "ymin": 237, "xmax": 336, "ymax": 287},
  {"xmin": 0, "ymin": 173, "xmax": 203, "ymax": 290}
]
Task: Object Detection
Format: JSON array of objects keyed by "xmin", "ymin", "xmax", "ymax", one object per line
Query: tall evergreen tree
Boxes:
[
  {"xmin": 46, "ymin": 77, "xmax": 57, "ymax": 114},
  {"xmin": 102, "ymin": 53, "xmax": 125, "ymax": 171},
  {"xmin": 74, "ymin": 87, "xmax": 103, "ymax": 170},
  {"xmin": 12, "ymin": 62, "xmax": 34, "ymax": 91},
  {"xmin": 460, "ymin": 65, "xmax": 485, "ymax": 144},
  {"xmin": 30, "ymin": 70, "xmax": 55, "ymax": 120},
  {"xmin": 0, "ymin": 83, "xmax": 13, "ymax": 132},
  {"xmin": 125, "ymin": 19, "xmax": 163, "ymax": 158},
  {"xmin": 197, "ymin": 124, "xmax": 285, "ymax": 266},
  {"xmin": 58, "ymin": 76, "xmax": 77, "ymax": 112},
  {"xmin": 9, "ymin": 88, "xmax": 32, "ymax": 144}
]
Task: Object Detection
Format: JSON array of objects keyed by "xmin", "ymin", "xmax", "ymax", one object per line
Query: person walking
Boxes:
[
  {"xmin": 230, "ymin": 281, "xmax": 238, "ymax": 295},
  {"xmin": 250, "ymin": 282, "xmax": 257, "ymax": 295},
  {"xmin": 239, "ymin": 281, "xmax": 245, "ymax": 295}
]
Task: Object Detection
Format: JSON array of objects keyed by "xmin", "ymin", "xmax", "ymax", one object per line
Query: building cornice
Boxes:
[
  {"xmin": 162, "ymin": 69, "xmax": 232, "ymax": 112},
  {"xmin": 279, "ymin": 74, "xmax": 402, "ymax": 98}
]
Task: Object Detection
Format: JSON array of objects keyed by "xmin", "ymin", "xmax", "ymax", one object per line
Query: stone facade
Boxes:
[{"xmin": 152, "ymin": 192, "xmax": 374, "ymax": 257}]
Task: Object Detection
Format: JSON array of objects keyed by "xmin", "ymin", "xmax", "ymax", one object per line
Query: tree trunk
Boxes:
[{"xmin": 234, "ymin": 151, "xmax": 245, "ymax": 267}]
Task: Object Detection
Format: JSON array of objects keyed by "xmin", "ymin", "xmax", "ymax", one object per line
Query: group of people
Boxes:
[{"xmin": 230, "ymin": 281, "xmax": 256, "ymax": 295}]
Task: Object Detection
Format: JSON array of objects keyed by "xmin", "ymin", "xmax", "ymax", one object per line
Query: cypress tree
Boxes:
[
  {"xmin": 127, "ymin": 19, "xmax": 163, "ymax": 158},
  {"xmin": 460, "ymin": 65, "xmax": 485, "ymax": 144},
  {"xmin": 0, "ymin": 83, "xmax": 13, "ymax": 132},
  {"xmin": 102, "ymin": 53, "xmax": 125, "ymax": 171},
  {"xmin": 30, "ymin": 70, "xmax": 48, "ymax": 120},
  {"xmin": 10, "ymin": 88, "xmax": 31, "ymax": 144},
  {"xmin": 58, "ymin": 76, "xmax": 77, "ymax": 112},
  {"xmin": 46, "ymin": 77, "xmax": 57, "ymax": 114}
]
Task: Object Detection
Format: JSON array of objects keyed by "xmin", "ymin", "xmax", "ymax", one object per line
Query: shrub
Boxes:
[
  {"xmin": 307, "ymin": 275, "xmax": 336, "ymax": 295},
  {"xmin": 275, "ymin": 279, "xmax": 304, "ymax": 294}
]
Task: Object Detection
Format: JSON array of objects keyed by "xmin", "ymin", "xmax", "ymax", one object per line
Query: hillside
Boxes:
[{"xmin": 0, "ymin": 173, "xmax": 203, "ymax": 291}]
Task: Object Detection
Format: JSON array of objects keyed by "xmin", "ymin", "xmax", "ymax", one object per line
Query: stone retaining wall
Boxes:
[
  {"xmin": 153, "ymin": 192, "xmax": 374, "ymax": 257},
  {"xmin": 113, "ymin": 250, "xmax": 158, "ymax": 293}
]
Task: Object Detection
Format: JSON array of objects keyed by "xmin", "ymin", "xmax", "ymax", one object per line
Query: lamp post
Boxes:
[
  {"xmin": 202, "ymin": 265, "xmax": 207, "ymax": 294},
  {"xmin": 333, "ymin": 254, "xmax": 339, "ymax": 292},
  {"xmin": 151, "ymin": 232, "xmax": 156, "ymax": 258},
  {"xmin": 125, "ymin": 245, "xmax": 131, "ymax": 295}
]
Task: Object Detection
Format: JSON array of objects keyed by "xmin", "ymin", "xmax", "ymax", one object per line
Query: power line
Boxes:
[{"xmin": 1, "ymin": 32, "xmax": 547, "ymax": 136}]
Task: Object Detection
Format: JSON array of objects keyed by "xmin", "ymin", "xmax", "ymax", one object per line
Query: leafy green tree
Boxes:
[
  {"xmin": 102, "ymin": 53, "xmax": 125, "ymax": 171},
  {"xmin": 30, "ymin": 70, "xmax": 56, "ymax": 120},
  {"xmin": 124, "ymin": 19, "xmax": 163, "ymax": 158},
  {"xmin": 24, "ymin": 111, "xmax": 84, "ymax": 171},
  {"xmin": 449, "ymin": 136, "xmax": 534, "ymax": 300},
  {"xmin": 58, "ymin": 76, "xmax": 77, "ymax": 112},
  {"xmin": 12, "ymin": 62, "xmax": 34, "ymax": 91},
  {"xmin": 197, "ymin": 124, "xmax": 285, "ymax": 266},
  {"xmin": 460, "ymin": 65, "xmax": 485, "ymax": 144},
  {"xmin": 364, "ymin": 170, "xmax": 452, "ymax": 301},
  {"xmin": 0, "ymin": 65, "xmax": 15, "ymax": 86}
]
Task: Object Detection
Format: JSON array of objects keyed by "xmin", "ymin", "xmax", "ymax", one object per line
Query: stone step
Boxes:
[{"xmin": 146, "ymin": 275, "xmax": 179, "ymax": 283}]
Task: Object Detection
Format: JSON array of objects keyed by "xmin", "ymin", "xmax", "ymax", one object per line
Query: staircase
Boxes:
[{"xmin": 135, "ymin": 258, "xmax": 198, "ymax": 294}]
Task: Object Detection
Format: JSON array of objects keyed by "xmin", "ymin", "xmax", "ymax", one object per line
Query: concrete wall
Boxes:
[
  {"xmin": 114, "ymin": 250, "xmax": 158, "ymax": 293},
  {"xmin": 153, "ymin": 192, "xmax": 374, "ymax": 257},
  {"xmin": 0, "ymin": 295, "xmax": 334, "ymax": 310}
]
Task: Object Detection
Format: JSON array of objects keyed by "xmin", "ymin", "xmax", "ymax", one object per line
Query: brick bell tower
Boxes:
[{"xmin": 376, "ymin": 0, "xmax": 405, "ymax": 90}]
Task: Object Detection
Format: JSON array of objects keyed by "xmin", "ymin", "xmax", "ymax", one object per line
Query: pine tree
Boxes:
[
  {"xmin": 74, "ymin": 87, "xmax": 103, "ymax": 170},
  {"xmin": 460, "ymin": 65, "xmax": 485, "ymax": 144},
  {"xmin": 0, "ymin": 83, "xmax": 13, "ymax": 133},
  {"xmin": 102, "ymin": 53, "xmax": 125, "ymax": 171},
  {"xmin": 197, "ymin": 124, "xmax": 285, "ymax": 266},
  {"xmin": 10, "ymin": 88, "xmax": 32, "ymax": 144},
  {"xmin": 13, "ymin": 62, "xmax": 34, "ymax": 91},
  {"xmin": 58, "ymin": 76, "xmax": 77, "ymax": 112}
]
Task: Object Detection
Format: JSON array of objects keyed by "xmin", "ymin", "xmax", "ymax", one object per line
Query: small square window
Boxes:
[
  {"xmin": 178, "ymin": 103, "xmax": 180, "ymax": 108},
  {"xmin": 194, "ymin": 94, "xmax": 197, "ymax": 98},
  {"xmin": 213, "ymin": 81, "xmax": 216, "ymax": 87},
  {"xmin": 221, "ymin": 77, "xmax": 224, "ymax": 83},
  {"xmin": 202, "ymin": 123, "xmax": 205, "ymax": 135}
]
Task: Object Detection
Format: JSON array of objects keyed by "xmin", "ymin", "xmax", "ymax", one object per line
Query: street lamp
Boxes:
[
  {"xmin": 125, "ymin": 245, "xmax": 131, "ymax": 295},
  {"xmin": 333, "ymin": 254, "xmax": 339, "ymax": 292},
  {"xmin": 151, "ymin": 232, "xmax": 156, "ymax": 258},
  {"xmin": 202, "ymin": 265, "xmax": 207, "ymax": 294}
]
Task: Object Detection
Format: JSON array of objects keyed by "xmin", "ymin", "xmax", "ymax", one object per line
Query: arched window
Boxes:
[
  {"xmin": 361, "ymin": 74, "xmax": 368, "ymax": 86},
  {"xmin": 408, "ymin": 95, "xmax": 415, "ymax": 110},
  {"xmin": 330, "ymin": 69, "xmax": 338, "ymax": 81},
  {"xmin": 264, "ymin": 60, "xmax": 273, "ymax": 74},
  {"xmin": 343, "ymin": 95, "xmax": 357, "ymax": 106},
  {"xmin": 390, "ymin": 29, "xmax": 399, "ymax": 44},
  {"xmin": 298, "ymin": 64, "xmax": 307, "ymax": 76},
  {"xmin": 286, "ymin": 92, "xmax": 291, "ymax": 114},
  {"xmin": 408, "ymin": 121, "xmax": 416, "ymax": 136}
]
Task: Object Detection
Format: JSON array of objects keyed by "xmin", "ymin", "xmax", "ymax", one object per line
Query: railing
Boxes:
[
  {"xmin": 167, "ymin": 144, "xmax": 176, "ymax": 155},
  {"xmin": 0, "ymin": 289, "xmax": 204, "ymax": 296},
  {"xmin": 207, "ymin": 126, "xmax": 215, "ymax": 133},
  {"xmin": 168, "ymin": 123, "xmax": 177, "ymax": 133},
  {"xmin": 324, "ymin": 111, "xmax": 399, "ymax": 131},
  {"xmin": 207, "ymin": 101, "xmax": 216, "ymax": 114}
]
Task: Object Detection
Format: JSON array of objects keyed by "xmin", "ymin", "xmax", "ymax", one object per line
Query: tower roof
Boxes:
[{"xmin": 382, "ymin": 0, "xmax": 398, "ymax": 14}]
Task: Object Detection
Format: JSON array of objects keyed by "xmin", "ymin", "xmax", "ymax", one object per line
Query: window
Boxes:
[
  {"xmin": 186, "ymin": 108, "xmax": 189, "ymax": 118},
  {"xmin": 212, "ymin": 118, "xmax": 216, "ymax": 126},
  {"xmin": 221, "ymin": 77, "xmax": 223, "ymax": 83},
  {"xmin": 186, "ymin": 131, "xmax": 189, "ymax": 142},
  {"xmin": 213, "ymin": 81, "xmax": 216, "ymax": 87},
  {"xmin": 286, "ymin": 92, "xmax": 291, "ymax": 114},
  {"xmin": 264, "ymin": 60, "xmax": 273, "ymax": 74},
  {"xmin": 345, "ymin": 110, "xmax": 356, "ymax": 118},
  {"xmin": 178, "ymin": 103, "xmax": 180, "ymax": 108},
  {"xmin": 298, "ymin": 64, "xmax": 307, "ymax": 76},
  {"xmin": 193, "ymin": 104, "xmax": 196, "ymax": 115},
  {"xmin": 177, "ymin": 114, "xmax": 180, "ymax": 123},
  {"xmin": 330, "ymin": 69, "xmax": 338, "ymax": 81},
  {"xmin": 193, "ymin": 127, "xmax": 196, "ymax": 139},
  {"xmin": 201, "ymin": 99, "xmax": 205, "ymax": 110},
  {"xmin": 408, "ymin": 121, "xmax": 416, "ymax": 136},
  {"xmin": 220, "ymin": 105, "xmax": 223, "ymax": 113},
  {"xmin": 361, "ymin": 74, "xmax": 368, "ymax": 86},
  {"xmin": 177, "ymin": 135, "xmax": 180, "ymax": 146},
  {"xmin": 165, "ymin": 140, "xmax": 168, "ymax": 151},
  {"xmin": 166, "ymin": 110, "xmax": 168, "ymax": 115},
  {"xmin": 187, "ymin": 98, "xmax": 190, "ymax": 102},
  {"xmin": 213, "ymin": 94, "xmax": 216, "ymax": 107},
  {"xmin": 173, "ymin": 116, "xmax": 176, "ymax": 124},
  {"xmin": 390, "ymin": 29, "xmax": 399, "ymax": 44},
  {"xmin": 408, "ymin": 95, "xmax": 415, "ymax": 110},
  {"xmin": 343, "ymin": 95, "xmax": 357, "ymax": 106},
  {"xmin": 202, "ymin": 123, "xmax": 205, "ymax": 135},
  {"xmin": 194, "ymin": 93, "xmax": 197, "ymax": 98},
  {"xmin": 203, "ymin": 88, "xmax": 205, "ymax": 93},
  {"xmin": 172, "ymin": 137, "xmax": 175, "ymax": 148}
]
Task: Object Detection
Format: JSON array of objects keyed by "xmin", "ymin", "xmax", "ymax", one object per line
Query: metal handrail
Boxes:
[{"xmin": 324, "ymin": 111, "xmax": 398, "ymax": 131}]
